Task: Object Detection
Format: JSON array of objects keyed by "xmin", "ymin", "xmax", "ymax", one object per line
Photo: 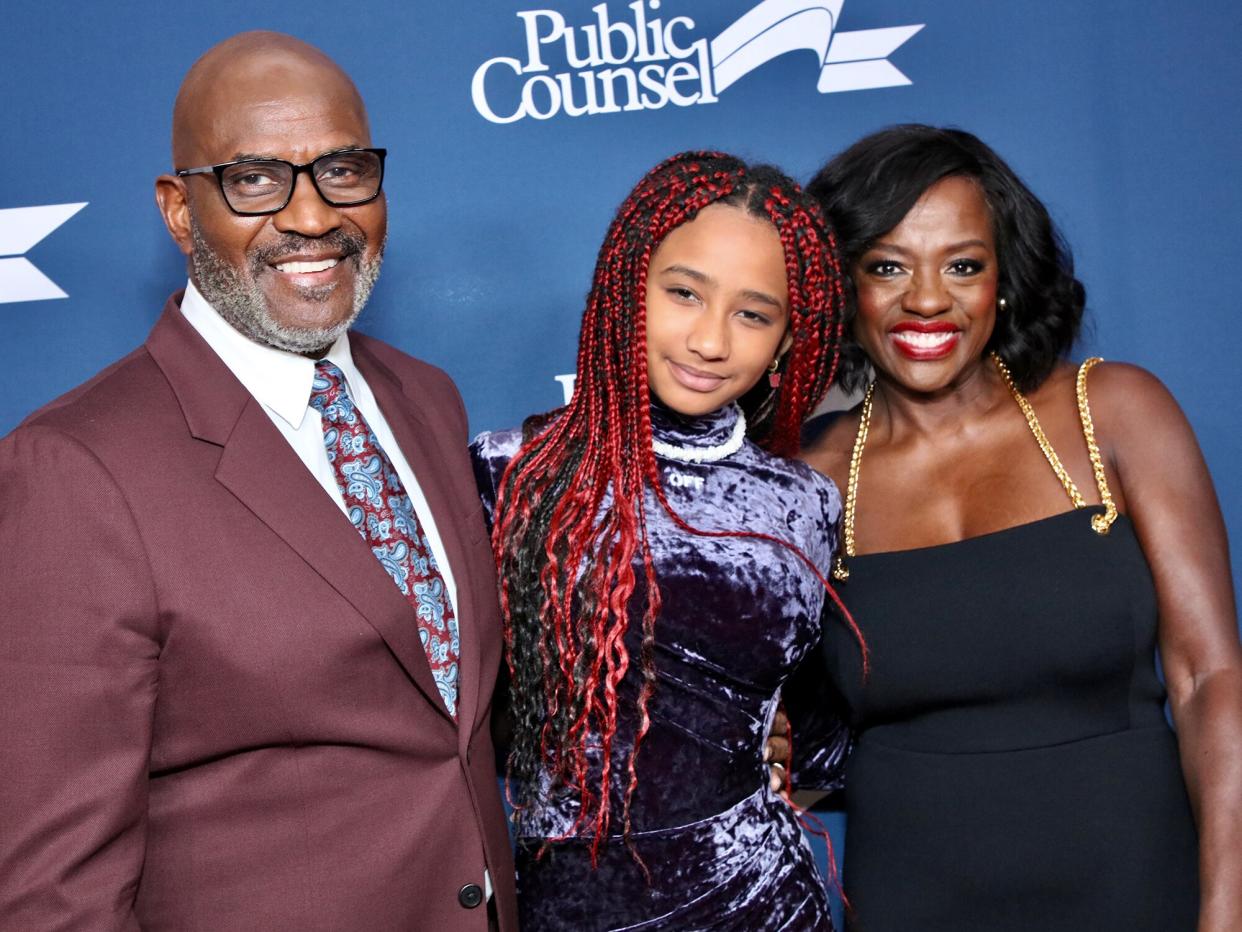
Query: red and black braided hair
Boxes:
[{"xmin": 491, "ymin": 151, "xmax": 859, "ymax": 862}]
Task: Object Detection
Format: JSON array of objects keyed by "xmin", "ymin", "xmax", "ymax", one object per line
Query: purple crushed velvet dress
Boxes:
[{"xmin": 471, "ymin": 403, "xmax": 849, "ymax": 931}]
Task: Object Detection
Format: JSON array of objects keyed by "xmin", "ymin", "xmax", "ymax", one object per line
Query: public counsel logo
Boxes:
[
  {"xmin": 0, "ymin": 203, "xmax": 87, "ymax": 304},
  {"xmin": 472, "ymin": 0, "xmax": 923, "ymax": 123}
]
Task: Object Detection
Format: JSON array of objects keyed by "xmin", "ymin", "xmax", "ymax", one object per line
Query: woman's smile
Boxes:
[{"xmin": 889, "ymin": 320, "xmax": 962, "ymax": 360}]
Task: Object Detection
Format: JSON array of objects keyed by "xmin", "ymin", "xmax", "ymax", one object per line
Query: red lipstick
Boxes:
[{"xmin": 888, "ymin": 320, "xmax": 961, "ymax": 361}]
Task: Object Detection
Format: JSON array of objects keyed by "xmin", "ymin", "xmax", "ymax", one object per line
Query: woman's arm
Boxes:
[
  {"xmin": 781, "ymin": 645, "xmax": 853, "ymax": 797},
  {"xmin": 1093, "ymin": 362, "xmax": 1242, "ymax": 931}
]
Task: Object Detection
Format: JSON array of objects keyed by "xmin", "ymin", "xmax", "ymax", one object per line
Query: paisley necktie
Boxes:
[{"xmin": 309, "ymin": 360, "xmax": 459, "ymax": 718}]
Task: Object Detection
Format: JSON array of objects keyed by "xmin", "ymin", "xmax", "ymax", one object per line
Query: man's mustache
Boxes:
[{"xmin": 249, "ymin": 230, "xmax": 368, "ymax": 268}]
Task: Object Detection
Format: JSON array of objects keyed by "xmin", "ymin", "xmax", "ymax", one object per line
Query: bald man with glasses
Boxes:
[{"xmin": 0, "ymin": 31, "xmax": 515, "ymax": 931}]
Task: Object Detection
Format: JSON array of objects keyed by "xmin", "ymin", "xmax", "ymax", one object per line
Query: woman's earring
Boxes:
[
  {"xmin": 768, "ymin": 356, "xmax": 782, "ymax": 388},
  {"xmin": 997, "ymin": 297, "xmax": 1008, "ymax": 310}
]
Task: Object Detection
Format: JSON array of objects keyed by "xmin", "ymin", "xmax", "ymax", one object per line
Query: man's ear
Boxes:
[{"xmin": 155, "ymin": 175, "xmax": 193, "ymax": 256}]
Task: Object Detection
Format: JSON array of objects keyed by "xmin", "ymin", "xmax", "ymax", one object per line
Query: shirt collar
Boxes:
[{"xmin": 178, "ymin": 279, "xmax": 354, "ymax": 430}]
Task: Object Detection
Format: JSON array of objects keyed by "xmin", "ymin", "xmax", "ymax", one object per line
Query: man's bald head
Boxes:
[{"xmin": 172, "ymin": 31, "xmax": 370, "ymax": 168}]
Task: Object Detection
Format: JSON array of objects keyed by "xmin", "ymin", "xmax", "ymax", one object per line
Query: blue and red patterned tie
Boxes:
[{"xmin": 310, "ymin": 360, "xmax": 460, "ymax": 718}]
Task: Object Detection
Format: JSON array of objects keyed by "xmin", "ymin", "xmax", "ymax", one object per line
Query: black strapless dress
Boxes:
[{"xmin": 820, "ymin": 507, "xmax": 1199, "ymax": 931}]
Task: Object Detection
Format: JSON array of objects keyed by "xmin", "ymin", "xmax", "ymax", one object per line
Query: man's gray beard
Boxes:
[{"xmin": 190, "ymin": 219, "xmax": 384, "ymax": 355}]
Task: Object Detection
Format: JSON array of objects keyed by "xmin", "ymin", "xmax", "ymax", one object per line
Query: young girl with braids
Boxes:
[{"xmin": 470, "ymin": 151, "xmax": 860, "ymax": 930}]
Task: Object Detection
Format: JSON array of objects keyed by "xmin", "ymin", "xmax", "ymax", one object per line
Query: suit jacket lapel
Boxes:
[
  {"xmin": 146, "ymin": 299, "xmax": 456, "ymax": 724},
  {"xmin": 355, "ymin": 345, "xmax": 484, "ymax": 737}
]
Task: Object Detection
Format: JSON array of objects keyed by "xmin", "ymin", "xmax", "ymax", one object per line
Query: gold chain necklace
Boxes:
[{"xmin": 831, "ymin": 353, "xmax": 1117, "ymax": 582}]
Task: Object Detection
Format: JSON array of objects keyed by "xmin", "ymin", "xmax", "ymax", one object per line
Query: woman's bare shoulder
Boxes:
[
  {"xmin": 1035, "ymin": 359, "xmax": 1192, "ymax": 471},
  {"xmin": 1063, "ymin": 359, "xmax": 1183, "ymax": 433},
  {"xmin": 1030, "ymin": 358, "xmax": 1175, "ymax": 417},
  {"xmin": 1080, "ymin": 359, "xmax": 1176, "ymax": 408}
]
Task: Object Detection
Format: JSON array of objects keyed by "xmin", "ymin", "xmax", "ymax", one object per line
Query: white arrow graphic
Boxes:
[
  {"xmin": 0, "ymin": 202, "xmax": 88, "ymax": 304},
  {"xmin": 711, "ymin": 0, "xmax": 922, "ymax": 95}
]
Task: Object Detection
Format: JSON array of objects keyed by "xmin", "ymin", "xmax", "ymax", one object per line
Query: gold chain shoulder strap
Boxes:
[
  {"xmin": 831, "ymin": 382, "xmax": 875, "ymax": 581},
  {"xmin": 993, "ymin": 354, "xmax": 1086, "ymax": 509},
  {"xmin": 1074, "ymin": 357, "xmax": 1119, "ymax": 534}
]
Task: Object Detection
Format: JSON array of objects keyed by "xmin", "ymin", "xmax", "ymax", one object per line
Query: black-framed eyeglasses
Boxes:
[{"xmin": 175, "ymin": 147, "xmax": 387, "ymax": 216}]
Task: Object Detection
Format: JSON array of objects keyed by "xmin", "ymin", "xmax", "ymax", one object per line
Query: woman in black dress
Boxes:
[{"xmin": 798, "ymin": 125, "xmax": 1242, "ymax": 931}]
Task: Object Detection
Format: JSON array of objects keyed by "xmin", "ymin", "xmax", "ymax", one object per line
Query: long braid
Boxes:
[{"xmin": 492, "ymin": 152, "xmax": 862, "ymax": 865}]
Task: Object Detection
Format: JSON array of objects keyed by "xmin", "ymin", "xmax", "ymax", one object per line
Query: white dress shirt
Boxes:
[{"xmin": 178, "ymin": 280, "xmax": 458, "ymax": 614}]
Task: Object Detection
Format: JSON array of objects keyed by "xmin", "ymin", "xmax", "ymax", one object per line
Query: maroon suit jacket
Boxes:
[{"xmin": 0, "ymin": 296, "xmax": 517, "ymax": 930}]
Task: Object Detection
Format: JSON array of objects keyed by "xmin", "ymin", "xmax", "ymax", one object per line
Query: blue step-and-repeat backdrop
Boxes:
[{"xmin": 3, "ymin": 0, "xmax": 1240, "ymax": 910}]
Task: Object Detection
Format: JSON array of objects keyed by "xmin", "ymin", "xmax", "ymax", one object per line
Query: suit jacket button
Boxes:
[{"xmin": 458, "ymin": 883, "xmax": 484, "ymax": 909}]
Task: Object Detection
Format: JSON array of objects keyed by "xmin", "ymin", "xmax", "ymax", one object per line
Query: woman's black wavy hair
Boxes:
[{"xmin": 806, "ymin": 124, "xmax": 1085, "ymax": 392}]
